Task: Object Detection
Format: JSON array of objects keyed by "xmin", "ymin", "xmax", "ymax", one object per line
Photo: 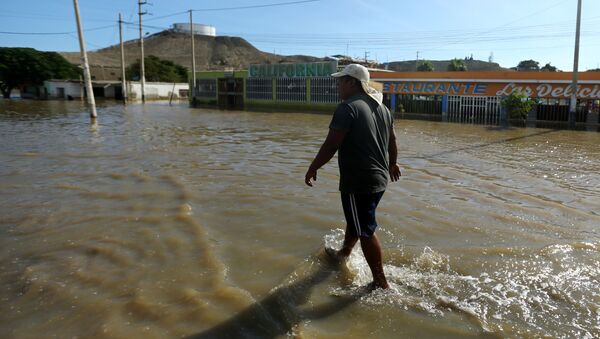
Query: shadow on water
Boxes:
[{"xmin": 187, "ymin": 250, "xmax": 362, "ymax": 339}]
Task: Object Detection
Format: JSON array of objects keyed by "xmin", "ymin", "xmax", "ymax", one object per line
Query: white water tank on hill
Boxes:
[{"xmin": 172, "ymin": 23, "xmax": 216, "ymax": 36}]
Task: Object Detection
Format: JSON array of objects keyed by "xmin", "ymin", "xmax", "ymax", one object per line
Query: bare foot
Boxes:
[
  {"xmin": 366, "ymin": 281, "xmax": 390, "ymax": 291},
  {"xmin": 325, "ymin": 247, "xmax": 348, "ymax": 264}
]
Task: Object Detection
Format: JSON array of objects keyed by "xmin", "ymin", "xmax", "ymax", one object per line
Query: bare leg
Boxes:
[
  {"xmin": 359, "ymin": 233, "xmax": 389, "ymax": 289},
  {"xmin": 326, "ymin": 225, "xmax": 358, "ymax": 261},
  {"xmin": 339, "ymin": 226, "xmax": 358, "ymax": 256}
]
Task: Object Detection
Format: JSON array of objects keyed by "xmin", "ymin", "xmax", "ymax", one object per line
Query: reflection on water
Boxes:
[{"xmin": 0, "ymin": 100, "xmax": 599, "ymax": 338}]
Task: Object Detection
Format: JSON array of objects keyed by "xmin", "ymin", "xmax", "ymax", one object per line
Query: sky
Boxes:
[{"xmin": 1, "ymin": 0, "xmax": 599, "ymax": 71}]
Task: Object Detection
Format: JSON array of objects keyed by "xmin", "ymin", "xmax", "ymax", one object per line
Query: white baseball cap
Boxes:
[{"xmin": 331, "ymin": 64, "xmax": 383, "ymax": 104}]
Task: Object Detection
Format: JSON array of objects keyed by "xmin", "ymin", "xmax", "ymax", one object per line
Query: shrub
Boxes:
[{"xmin": 500, "ymin": 92, "xmax": 538, "ymax": 120}]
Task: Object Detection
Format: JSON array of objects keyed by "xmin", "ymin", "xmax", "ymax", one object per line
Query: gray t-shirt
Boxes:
[{"xmin": 329, "ymin": 93, "xmax": 393, "ymax": 194}]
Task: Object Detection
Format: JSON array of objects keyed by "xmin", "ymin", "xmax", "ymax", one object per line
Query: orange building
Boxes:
[{"xmin": 370, "ymin": 71, "xmax": 600, "ymax": 126}]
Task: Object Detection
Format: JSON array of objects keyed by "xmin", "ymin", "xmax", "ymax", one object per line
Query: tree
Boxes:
[
  {"xmin": 447, "ymin": 58, "xmax": 467, "ymax": 71},
  {"xmin": 417, "ymin": 60, "xmax": 434, "ymax": 72},
  {"xmin": 0, "ymin": 47, "xmax": 80, "ymax": 98},
  {"xmin": 500, "ymin": 92, "xmax": 538, "ymax": 120},
  {"xmin": 126, "ymin": 55, "xmax": 188, "ymax": 83},
  {"xmin": 540, "ymin": 63, "xmax": 557, "ymax": 72},
  {"xmin": 516, "ymin": 59, "xmax": 540, "ymax": 71},
  {"xmin": 587, "ymin": 68, "xmax": 600, "ymax": 72}
]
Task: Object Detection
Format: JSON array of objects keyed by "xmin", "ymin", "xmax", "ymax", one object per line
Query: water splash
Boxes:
[{"xmin": 324, "ymin": 229, "xmax": 600, "ymax": 337}]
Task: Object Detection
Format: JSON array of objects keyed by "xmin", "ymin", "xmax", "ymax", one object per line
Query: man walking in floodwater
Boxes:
[{"xmin": 305, "ymin": 64, "xmax": 401, "ymax": 290}]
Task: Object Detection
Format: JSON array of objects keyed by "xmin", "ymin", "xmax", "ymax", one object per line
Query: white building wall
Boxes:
[
  {"xmin": 127, "ymin": 82, "xmax": 189, "ymax": 100},
  {"xmin": 43, "ymin": 80, "xmax": 187, "ymax": 101},
  {"xmin": 44, "ymin": 81, "xmax": 83, "ymax": 99}
]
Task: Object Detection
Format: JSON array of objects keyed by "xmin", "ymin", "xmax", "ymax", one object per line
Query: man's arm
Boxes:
[
  {"xmin": 305, "ymin": 128, "xmax": 347, "ymax": 187},
  {"xmin": 388, "ymin": 126, "xmax": 401, "ymax": 182}
]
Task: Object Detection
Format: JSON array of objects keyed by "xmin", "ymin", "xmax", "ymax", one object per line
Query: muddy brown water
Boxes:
[{"xmin": 1, "ymin": 100, "xmax": 599, "ymax": 338}]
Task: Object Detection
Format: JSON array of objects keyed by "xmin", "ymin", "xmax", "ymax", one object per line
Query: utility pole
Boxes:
[
  {"xmin": 364, "ymin": 51, "xmax": 369, "ymax": 64},
  {"xmin": 569, "ymin": 0, "xmax": 582, "ymax": 128},
  {"xmin": 119, "ymin": 13, "xmax": 127, "ymax": 104},
  {"xmin": 138, "ymin": 0, "xmax": 147, "ymax": 103},
  {"xmin": 79, "ymin": 75, "xmax": 83, "ymax": 103},
  {"xmin": 189, "ymin": 10, "xmax": 196, "ymax": 98},
  {"xmin": 72, "ymin": 0, "xmax": 96, "ymax": 120}
]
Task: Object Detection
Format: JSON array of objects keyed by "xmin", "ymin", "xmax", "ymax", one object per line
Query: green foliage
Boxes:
[
  {"xmin": 517, "ymin": 59, "xmax": 540, "ymax": 71},
  {"xmin": 0, "ymin": 47, "xmax": 80, "ymax": 98},
  {"xmin": 587, "ymin": 68, "xmax": 600, "ymax": 72},
  {"xmin": 541, "ymin": 63, "xmax": 557, "ymax": 72},
  {"xmin": 417, "ymin": 60, "xmax": 434, "ymax": 72},
  {"xmin": 447, "ymin": 58, "xmax": 467, "ymax": 71},
  {"xmin": 500, "ymin": 92, "xmax": 538, "ymax": 120},
  {"xmin": 126, "ymin": 55, "xmax": 188, "ymax": 83}
]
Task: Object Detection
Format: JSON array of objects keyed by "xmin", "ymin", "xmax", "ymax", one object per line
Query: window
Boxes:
[
  {"xmin": 196, "ymin": 79, "xmax": 217, "ymax": 98},
  {"xmin": 310, "ymin": 77, "xmax": 339, "ymax": 103},
  {"xmin": 276, "ymin": 78, "xmax": 307, "ymax": 102},
  {"xmin": 247, "ymin": 78, "xmax": 273, "ymax": 100}
]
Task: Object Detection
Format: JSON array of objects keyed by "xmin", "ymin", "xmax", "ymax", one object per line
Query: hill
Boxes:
[
  {"xmin": 386, "ymin": 59, "xmax": 508, "ymax": 72},
  {"xmin": 60, "ymin": 30, "xmax": 322, "ymax": 80},
  {"xmin": 59, "ymin": 29, "xmax": 509, "ymax": 81}
]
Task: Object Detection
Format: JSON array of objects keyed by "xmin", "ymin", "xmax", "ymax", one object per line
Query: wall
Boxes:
[
  {"xmin": 127, "ymin": 82, "xmax": 189, "ymax": 100},
  {"xmin": 44, "ymin": 81, "xmax": 83, "ymax": 99},
  {"xmin": 191, "ymin": 70, "xmax": 339, "ymax": 113}
]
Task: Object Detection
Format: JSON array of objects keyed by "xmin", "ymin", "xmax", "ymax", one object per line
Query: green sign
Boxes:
[{"xmin": 248, "ymin": 61, "xmax": 338, "ymax": 78}]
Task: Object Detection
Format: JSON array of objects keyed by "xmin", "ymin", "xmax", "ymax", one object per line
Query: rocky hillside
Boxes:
[
  {"xmin": 60, "ymin": 30, "xmax": 322, "ymax": 80},
  {"xmin": 386, "ymin": 59, "xmax": 508, "ymax": 72}
]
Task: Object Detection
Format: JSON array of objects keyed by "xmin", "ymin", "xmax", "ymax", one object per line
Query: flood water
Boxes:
[{"xmin": 1, "ymin": 100, "xmax": 599, "ymax": 338}]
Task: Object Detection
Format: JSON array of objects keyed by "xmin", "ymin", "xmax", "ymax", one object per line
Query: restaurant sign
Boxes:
[
  {"xmin": 495, "ymin": 83, "xmax": 600, "ymax": 99},
  {"xmin": 249, "ymin": 61, "xmax": 338, "ymax": 78},
  {"xmin": 382, "ymin": 81, "xmax": 600, "ymax": 99}
]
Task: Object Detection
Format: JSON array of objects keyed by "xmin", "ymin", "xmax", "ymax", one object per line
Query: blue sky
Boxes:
[{"xmin": 1, "ymin": 0, "xmax": 599, "ymax": 71}]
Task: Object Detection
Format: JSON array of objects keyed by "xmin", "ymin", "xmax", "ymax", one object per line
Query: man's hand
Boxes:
[
  {"xmin": 305, "ymin": 167, "xmax": 317, "ymax": 187},
  {"xmin": 390, "ymin": 163, "xmax": 402, "ymax": 182},
  {"xmin": 304, "ymin": 129, "xmax": 346, "ymax": 188}
]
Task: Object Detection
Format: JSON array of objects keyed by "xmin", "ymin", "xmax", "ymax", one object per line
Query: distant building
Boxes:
[
  {"xmin": 44, "ymin": 80, "xmax": 120, "ymax": 100},
  {"xmin": 43, "ymin": 80, "xmax": 188, "ymax": 101},
  {"xmin": 171, "ymin": 23, "xmax": 216, "ymax": 36}
]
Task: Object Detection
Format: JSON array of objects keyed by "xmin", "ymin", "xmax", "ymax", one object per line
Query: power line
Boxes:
[
  {"xmin": 0, "ymin": 24, "xmax": 114, "ymax": 36},
  {"xmin": 143, "ymin": 11, "xmax": 187, "ymax": 22},
  {"xmin": 216, "ymin": 16, "xmax": 600, "ymax": 41},
  {"xmin": 0, "ymin": 13, "xmax": 116, "ymax": 23},
  {"xmin": 192, "ymin": 0, "xmax": 319, "ymax": 12},
  {"xmin": 143, "ymin": 0, "xmax": 320, "ymax": 22}
]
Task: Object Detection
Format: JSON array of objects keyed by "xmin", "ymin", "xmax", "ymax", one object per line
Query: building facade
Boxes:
[
  {"xmin": 191, "ymin": 61, "xmax": 340, "ymax": 112},
  {"xmin": 372, "ymin": 71, "xmax": 600, "ymax": 126},
  {"xmin": 191, "ymin": 64, "xmax": 600, "ymax": 127}
]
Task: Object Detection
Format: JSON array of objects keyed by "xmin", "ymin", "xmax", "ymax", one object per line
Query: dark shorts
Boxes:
[{"xmin": 341, "ymin": 191, "xmax": 384, "ymax": 238}]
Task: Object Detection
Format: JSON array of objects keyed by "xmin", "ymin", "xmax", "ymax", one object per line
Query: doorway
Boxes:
[{"xmin": 217, "ymin": 78, "xmax": 244, "ymax": 110}]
